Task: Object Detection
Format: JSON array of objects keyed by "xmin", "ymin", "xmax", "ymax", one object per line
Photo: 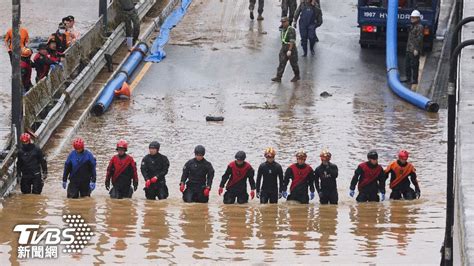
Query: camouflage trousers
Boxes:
[
  {"xmin": 281, "ymin": 0, "xmax": 297, "ymax": 23},
  {"xmin": 122, "ymin": 9, "xmax": 140, "ymax": 41},
  {"xmin": 249, "ymin": 0, "xmax": 264, "ymax": 14},
  {"xmin": 276, "ymin": 47, "xmax": 299, "ymax": 78}
]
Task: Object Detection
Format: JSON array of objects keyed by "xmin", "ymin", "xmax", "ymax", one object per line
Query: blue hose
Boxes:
[
  {"xmin": 386, "ymin": 0, "xmax": 439, "ymax": 112},
  {"xmin": 92, "ymin": 42, "xmax": 149, "ymax": 115}
]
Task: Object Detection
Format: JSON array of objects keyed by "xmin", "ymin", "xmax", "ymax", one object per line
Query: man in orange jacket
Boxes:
[
  {"xmin": 4, "ymin": 22, "xmax": 29, "ymax": 63},
  {"xmin": 385, "ymin": 150, "xmax": 420, "ymax": 200}
]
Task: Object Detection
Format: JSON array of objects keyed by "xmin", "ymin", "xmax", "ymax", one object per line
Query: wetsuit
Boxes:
[
  {"xmin": 256, "ymin": 161, "xmax": 284, "ymax": 204},
  {"xmin": 106, "ymin": 154, "xmax": 138, "ymax": 199},
  {"xmin": 220, "ymin": 161, "xmax": 256, "ymax": 204},
  {"xmin": 17, "ymin": 143, "xmax": 47, "ymax": 194},
  {"xmin": 314, "ymin": 162, "xmax": 338, "ymax": 204},
  {"xmin": 32, "ymin": 53, "xmax": 56, "ymax": 82},
  {"xmin": 141, "ymin": 153, "xmax": 170, "ymax": 200},
  {"xmin": 20, "ymin": 57, "xmax": 33, "ymax": 92},
  {"xmin": 283, "ymin": 163, "xmax": 315, "ymax": 204},
  {"xmin": 350, "ymin": 161, "xmax": 385, "ymax": 202},
  {"xmin": 63, "ymin": 150, "xmax": 97, "ymax": 198},
  {"xmin": 385, "ymin": 160, "xmax": 420, "ymax": 200},
  {"xmin": 181, "ymin": 158, "xmax": 215, "ymax": 203}
]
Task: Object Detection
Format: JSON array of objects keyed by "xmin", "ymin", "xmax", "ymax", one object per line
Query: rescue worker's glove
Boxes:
[
  {"xmin": 250, "ymin": 190, "xmax": 255, "ymax": 200},
  {"xmin": 42, "ymin": 172, "xmax": 48, "ymax": 181},
  {"xmin": 89, "ymin": 182, "xmax": 96, "ymax": 191},
  {"xmin": 218, "ymin": 187, "xmax": 224, "ymax": 196},
  {"xmin": 349, "ymin": 190, "xmax": 355, "ymax": 197},
  {"xmin": 179, "ymin": 183, "xmax": 186, "ymax": 193},
  {"xmin": 310, "ymin": 192, "xmax": 315, "ymax": 200},
  {"xmin": 286, "ymin": 50, "xmax": 292, "ymax": 57},
  {"xmin": 281, "ymin": 191, "xmax": 288, "ymax": 199},
  {"xmin": 145, "ymin": 179, "xmax": 151, "ymax": 189},
  {"xmin": 62, "ymin": 181, "xmax": 67, "ymax": 189},
  {"xmin": 133, "ymin": 181, "xmax": 138, "ymax": 191},
  {"xmin": 278, "ymin": 192, "xmax": 283, "ymax": 199},
  {"xmin": 380, "ymin": 193, "xmax": 385, "ymax": 201},
  {"xmin": 203, "ymin": 187, "xmax": 211, "ymax": 197},
  {"xmin": 256, "ymin": 191, "xmax": 260, "ymax": 198},
  {"xmin": 105, "ymin": 180, "xmax": 111, "ymax": 191},
  {"xmin": 413, "ymin": 50, "xmax": 419, "ymax": 57},
  {"xmin": 150, "ymin": 176, "xmax": 158, "ymax": 183},
  {"xmin": 415, "ymin": 188, "xmax": 421, "ymax": 199}
]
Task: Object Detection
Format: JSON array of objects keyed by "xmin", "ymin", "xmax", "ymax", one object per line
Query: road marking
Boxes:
[{"xmin": 129, "ymin": 62, "xmax": 153, "ymax": 93}]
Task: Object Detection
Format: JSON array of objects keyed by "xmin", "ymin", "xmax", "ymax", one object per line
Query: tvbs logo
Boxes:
[{"xmin": 13, "ymin": 214, "xmax": 94, "ymax": 259}]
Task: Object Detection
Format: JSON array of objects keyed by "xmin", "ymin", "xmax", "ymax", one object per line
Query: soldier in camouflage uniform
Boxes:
[
  {"xmin": 118, "ymin": 0, "xmax": 140, "ymax": 49},
  {"xmin": 405, "ymin": 10, "xmax": 424, "ymax": 87},
  {"xmin": 249, "ymin": 0, "xmax": 264, "ymax": 20},
  {"xmin": 281, "ymin": 0, "xmax": 297, "ymax": 24},
  {"xmin": 272, "ymin": 17, "xmax": 300, "ymax": 83}
]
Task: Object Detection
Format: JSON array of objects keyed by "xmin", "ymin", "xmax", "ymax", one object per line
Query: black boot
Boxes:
[{"xmin": 250, "ymin": 11, "xmax": 254, "ymax": 20}]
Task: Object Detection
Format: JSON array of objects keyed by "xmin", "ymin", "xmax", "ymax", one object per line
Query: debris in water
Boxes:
[
  {"xmin": 206, "ymin": 116, "xmax": 224, "ymax": 122},
  {"xmin": 320, "ymin": 91, "xmax": 333, "ymax": 98}
]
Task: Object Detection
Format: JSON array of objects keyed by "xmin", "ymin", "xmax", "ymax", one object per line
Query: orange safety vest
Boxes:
[
  {"xmin": 5, "ymin": 27, "xmax": 29, "ymax": 51},
  {"xmin": 385, "ymin": 161, "xmax": 415, "ymax": 189}
]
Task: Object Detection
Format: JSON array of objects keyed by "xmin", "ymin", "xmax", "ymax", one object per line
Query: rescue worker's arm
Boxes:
[
  {"xmin": 140, "ymin": 157, "xmax": 150, "ymax": 180},
  {"xmin": 105, "ymin": 158, "xmax": 114, "ymax": 185},
  {"xmin": 220, "ymin": 166, "xmax": 232, "ymax": 188},
  {"xmin": 315, "ymin": 7, "xmax": 323, "ymax": 28},
  {"xmin": 63, "ymin": 155, "xmax": 72, "ymax": 182},
  {"xmin": 283, "ymin": 167, "xmax": 293, "ymax": 191},
  {"xmin": 314, "ymin": 169, "xmax": 321, "ymax": 193},
  {"xmin": 277, "ymin": 165, "xmax": 284, "ymax": 192},
  {"xmin": 16, "ymin": 152, "xmax": 23, "ymax": 177},
  {"xmin": 158, "ymin": 156, "xmax": 170, "ymax": 179},
  {"xmin": 414, "ymin": 25, "xmax": 424, "ymax": 53},
  {"xmin": 350, "ymin": 166, "xmax": 362, "ymax": 190},
  {"xmin": 4, "ymin": 30, "xmax": 11, "ymax": 50},
  {"xmin": 131, "ymin": 159, "xmax": 139, "ymax": 186},
  {"xmin": 410, "ymin": 171, "xmax": 420, "ymax": 192},
  {"xmin": 256, "ymin": 164, "xmax": 263, "ymax": 193},
  {"xmin": 308, "ymin": 170, "xmax": 316, "ymax": 193},
  {"xmin": 330, "ymin": 164, "xmax": 338, "ymax": 179},
  {"xmin": 288, "ymin": 28, "xmax": 297, "ymax": 51},
  {"xmin": 180, "ymin": 161, "xmax": 190, "ymax": 184},
  {"xmin": 247, "ymin": 167, "xmax": 256, "ymax": 190},
  {"xmin": 24, "ymin": 29, "xmax": 29, "ymax": 46},
  {"xmin": 89, "ymin": 154, "xmax": 97, "ymax": 183},
  {"xmin": 37, "ymin": 148, "xmax": 48, "ymax": 174},
  {"xmin": 378, "ymin": 170, "xmax": 386, "ymax": 194},
  {"xmin": 206, "ymin": 162, "xmax": 215, "ymax": 188},
  {"xmin": 293, "ymin": 4, "xmax": 303, "ymax": 25}
]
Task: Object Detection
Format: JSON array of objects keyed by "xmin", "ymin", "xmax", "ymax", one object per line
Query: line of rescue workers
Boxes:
[{"xmin": 16, "ymin": 133, "xmax": 421, "ymax": 204}]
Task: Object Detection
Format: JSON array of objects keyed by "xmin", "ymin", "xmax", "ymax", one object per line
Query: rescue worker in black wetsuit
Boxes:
[
  {"xmin": 218, "ymin": 151, "xmax": 256, "ymax": 204},
  {"xmin": 350, "ymin": 150, "xmax": 386, "ymax": 202},
  {"xmin": 282, "ymin": 150, "xmax": 315, "ymax": 204},
  {"xmin": 16, "ymin": 133, "xmax": 48, "ymax": 195},
  {"xmin": 105, "ymin": 139, "xmax": 139, "ymax": 199},
  {"xmin": 141, "ymin": 141, "xmax": 170, "ymax": 200},
  {"xmin": 256, "ymin": 147, "xmax": 284, "ymax": 204},
  {"xmin": 62, "ymin": 138, "xmax": 97, "ymax": 198},
  {"xmin": 314, "ymin": 149, "xmax": 339, "ymax": 204},
  {"xmin": 385, "ymin": 150, "xmax": 421, "ymax": 200},
  {"xmin": 180, "ymin": 145, "xmax": 215, "ymax": 203}
]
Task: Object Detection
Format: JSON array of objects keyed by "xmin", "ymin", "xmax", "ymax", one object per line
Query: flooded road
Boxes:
[
  {"xmin": 0, "ymin": 0, "xmax": 99, "ymax": 144},
  {"xmin": 0, "ymin": 0, "xmax": 447, "ymax": 264}
]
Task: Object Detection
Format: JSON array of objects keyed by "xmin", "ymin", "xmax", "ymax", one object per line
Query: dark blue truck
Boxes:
[{"xmin": 357, "ymin": 0, "xmax": 440, "ymax": 51}]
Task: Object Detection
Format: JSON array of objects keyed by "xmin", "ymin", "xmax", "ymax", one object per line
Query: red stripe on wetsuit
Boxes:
[
  {"xmin": 358, "ymin": 162, "xmax": 382, "ymax": 189},
  {"xmin": 226, "ymin": 161, "xmax": 251, "ymax": 189},
  {"xmin": 289, "ymin": 164, "xmax": 313, "ymax": 192}
]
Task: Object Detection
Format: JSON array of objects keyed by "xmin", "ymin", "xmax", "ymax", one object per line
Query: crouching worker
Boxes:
[
  {"xmin": 141, "ymin": 141, "xmax": 170, "ymax": 200},
  {"xmin": 105, "ymin": 140, "xmax": 138, "ymax": 199},
  {"xmin": 218, "ymin": 151, "xmax": 256, "ymax": 204},
  {"xmin": 282, "ymin": 150, "xmax": 315, "ymax": 204},
  {"xmin": 385, "ymin": 150, "xmax": 421, "ymax": 200},
  {"xmin": 180, "ymin": 145, "xmax": 215, "ymax": 203},
  {"xmin": 349, "ymin": 150, "xmax": 386, "ymax": 202},
  {"xmin": 63, "ymin": 138, "xmax": 97, "ymax": 198}
]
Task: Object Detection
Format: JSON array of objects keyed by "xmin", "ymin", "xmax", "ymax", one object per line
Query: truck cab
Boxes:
[{"xmin": 357, "ymin": 0, "xmax": 440, "ymax": 51}]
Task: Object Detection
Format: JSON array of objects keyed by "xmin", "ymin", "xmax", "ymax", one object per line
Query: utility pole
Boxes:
[
  {"xmin": 11, "ymin": 0, "xmax": 22, "ymax": 149},
  {"xmin": 99, "ymin": 0, "xmax": 108, "ymax": 33}
]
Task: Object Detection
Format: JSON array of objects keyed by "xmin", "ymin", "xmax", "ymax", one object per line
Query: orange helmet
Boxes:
[
  {"xmin": 21, "ymin": 47, "xmax": 32, "ymax": 58},
  {"xmin": 296, "ymin": 149, "xmax": 307, "ymax": 159},
  {"xmin": 264, "ymin": 147, "xmax": 276, "ymax": 157},
  {"xmin": 320, "ymin": 149, "xmax": 331, "ymax": 160}
]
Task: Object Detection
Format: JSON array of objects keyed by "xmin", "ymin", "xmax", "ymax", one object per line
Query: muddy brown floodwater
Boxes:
[{"xmin": 0, "ymin": 0, "xmax": 447, "ymax": 264}]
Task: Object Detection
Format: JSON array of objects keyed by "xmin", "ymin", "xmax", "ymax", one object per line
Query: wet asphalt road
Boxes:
[{"xmin": 0, "ymin": 0, "xmax": 447, "ymax": 264}]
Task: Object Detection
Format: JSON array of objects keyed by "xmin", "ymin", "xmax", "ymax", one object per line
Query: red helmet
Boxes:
[
  {"xmin": 398, "ymin": 150, "xmax": 409, "ymax": 160},
  {"xmin": 116, "ymin": 139, "xmax": 128, "ymax": 150},
  {"xmin": 73, "ymin": 138, "xmax": 85, "ymax": 151},
  {"xmin": 20, "ymin": 133, "xmax": 31, "ymax": 144}
]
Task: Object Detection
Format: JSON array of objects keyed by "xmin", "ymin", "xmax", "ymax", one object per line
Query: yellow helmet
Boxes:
[
  {"xmin": 21, "ymin": 47, "xmax": 32, "ymax": 58},
  {"xmin": 295, "ymin": 149, "xmax": 307, "ymax": 159},
  {"xmin": 320, "ymin": 149, "xmax": 331, "ymax": 159},
  {"xmin": 264, "ymin": 147, "xmax": 276, "ymax": 157}
]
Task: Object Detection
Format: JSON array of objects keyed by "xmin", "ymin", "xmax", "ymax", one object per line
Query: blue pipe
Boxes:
[
  {"xmin": 92, "ymin": 42, "xmax": 149, "ymax": 115},
  {"xmin": 386, "ymin": 0, "xmax": 439, "ymax": 112}
]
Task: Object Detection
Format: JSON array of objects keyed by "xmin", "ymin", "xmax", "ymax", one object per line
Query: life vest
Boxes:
[
  {"xmin": 289, "ymin": 163, "xmax": 313, "ymax": 192},
  {"xmin": 358, "ymin": 162, "xmax": 383, "ymax": 189},
  {"xmin": 226, "ymin": 161, "xmax": 252, "ymax": 189},
  {"xmin": 281, "ymin": 26, "xmax": 295, "ymax": 45},
  {"xmin": 385, "ymin": 161, "xmax": 415, "ymax": 189},
  {"xmin": 107, "ymin": 155, "xmax": 135, "ymax": 183}
]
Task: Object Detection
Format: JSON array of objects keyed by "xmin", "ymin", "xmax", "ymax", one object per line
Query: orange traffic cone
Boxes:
[{"xmin": 114, "ymin": 82, "xmax": 131, "ymax": 98}]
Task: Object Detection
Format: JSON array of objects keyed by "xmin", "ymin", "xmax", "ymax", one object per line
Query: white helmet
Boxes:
[{"xmin": 411, "ymin": 10, "xmax": 421, "ymax": 18}]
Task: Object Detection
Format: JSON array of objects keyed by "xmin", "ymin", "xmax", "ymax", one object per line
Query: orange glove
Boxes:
[
  {"xmin": 250, "ymin": 190, "xmax": 255, "ymax": 200},
  {"xmin": 145, "ymin": 179, "xmax": 151, "ymax": 189},
  {"xmin": 179, "ymin": 183, "xmax": 185, "ymax": 193},
  {"xmin": 218, "ymin": 187, "xmax": 224, "ymax": 196},
  {"xmin": 203, "ymin": 187, "xmax": 211, "ymax": 197},
  {"xmin": 150, "ymin": 176, "xmax": 158, "ymax": 183}
]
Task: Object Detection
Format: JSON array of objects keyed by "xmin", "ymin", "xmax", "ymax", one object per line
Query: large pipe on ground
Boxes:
[
  {"xmin": 92, "ymin": 42, "xmax": 148, "ymax": 115},
  {"xmin": 386, "ymin": 0, "xmax": 439, "ymax": 112}
]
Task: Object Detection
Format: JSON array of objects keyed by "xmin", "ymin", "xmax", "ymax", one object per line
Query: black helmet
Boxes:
[
  {"xmin": 235, "ymin": 151, "xmax": 246, "ymax": 161},
  {"xmin": 367, "ymin": 150, "xmax": 378, "ymax": 160},
  {"xmin": 194, "ymin": 145, "xmax": 205, "ymax": 156},
  {"xmin": 149, "ymin": 141, "xmax": 160, "ymax": 149}
]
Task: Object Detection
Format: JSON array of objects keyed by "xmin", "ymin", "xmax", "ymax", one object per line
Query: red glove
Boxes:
[
  {"xmin": 150, "ymin": 176, "xmax": 158, "ymax": 183},
  {"xmin": 203, "ymin": 187, "xmax": 211, "ymax": 197},
  {"xmin": 218, "ymin": 187, "xmax": 224, "ymax": 196},
  {"xmin": 179, "ymin": 183, "xmax": 185, "ymax": 193},
  {"xmin": 145, "ymin": 179, "xmax": 151, "ymax": 189},
  {"xmin": 250, "ymin": 190, "xmax": 255, "ymax": 200}
]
